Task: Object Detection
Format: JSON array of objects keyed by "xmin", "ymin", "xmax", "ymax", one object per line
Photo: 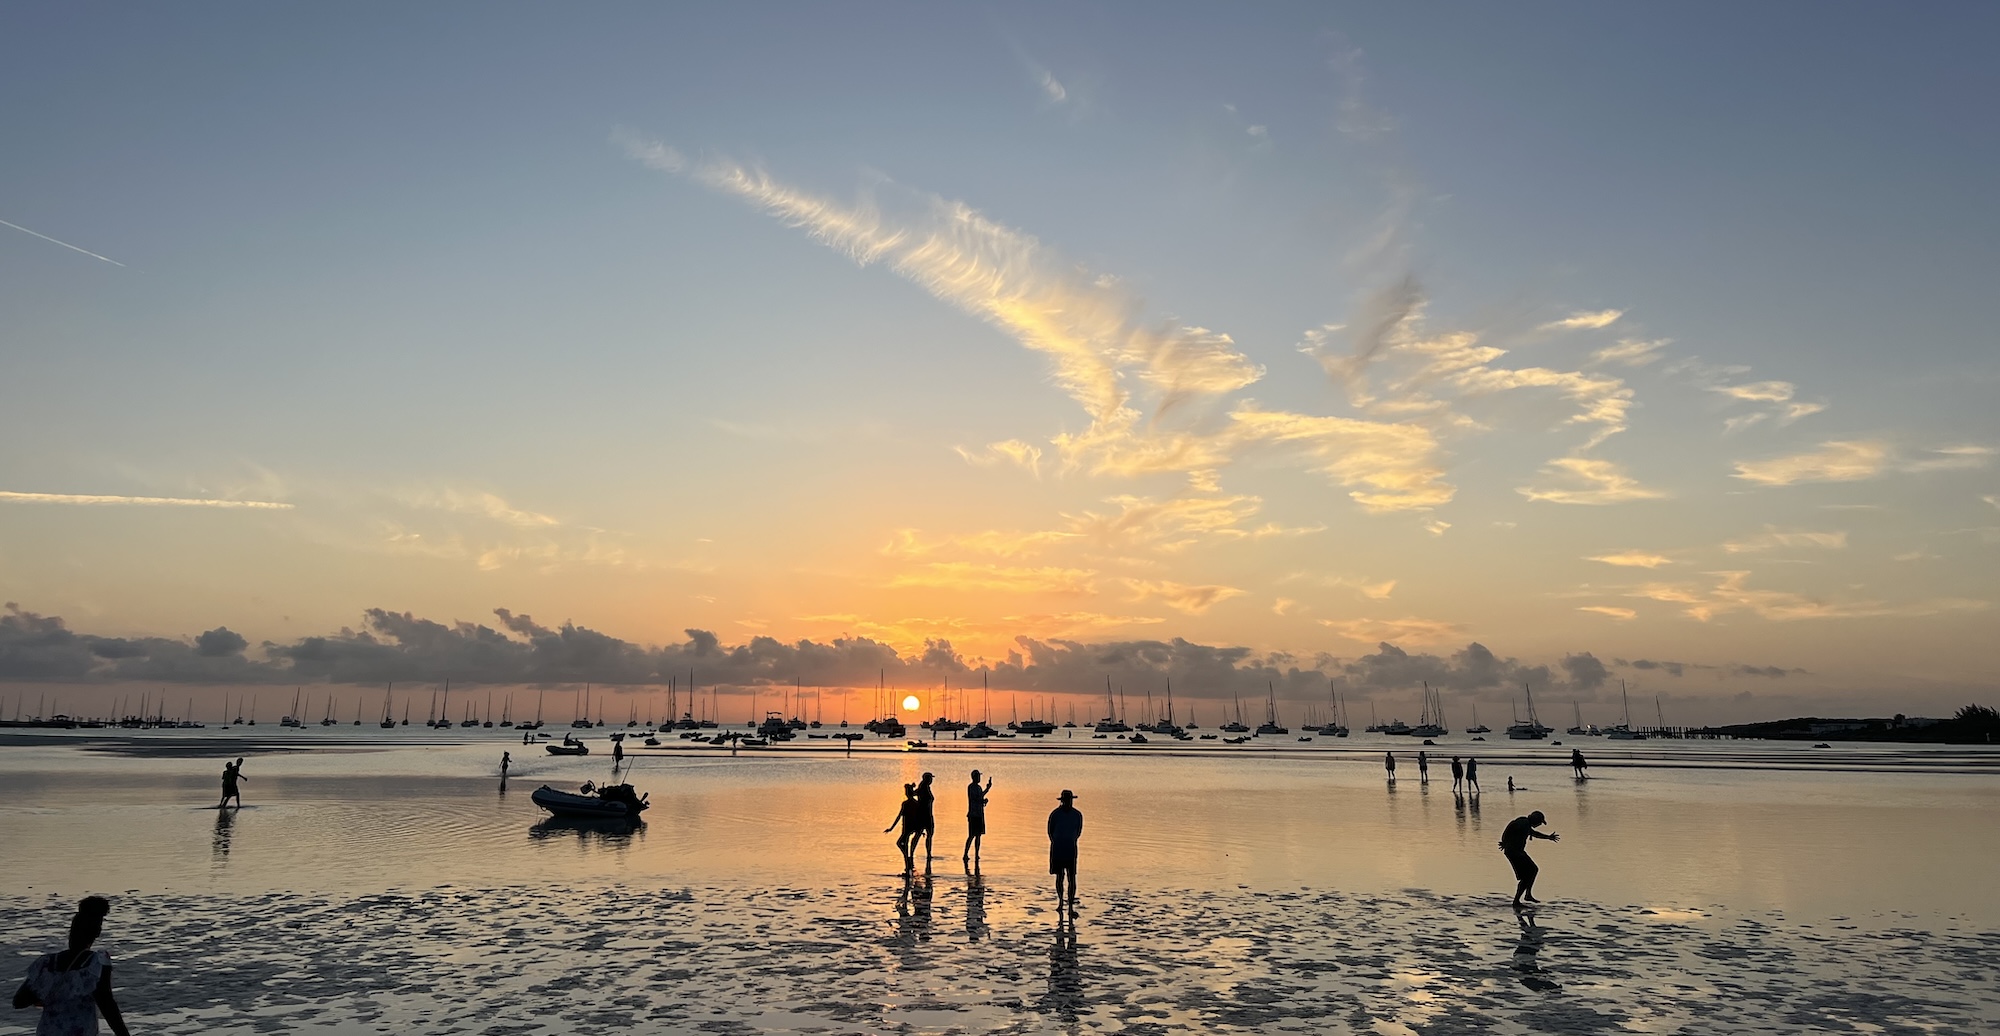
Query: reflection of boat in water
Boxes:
[
  {"xmin": 531, "ymin": 782, "xmax": 648, "ymax": 818},
  {"xmin": 529, "ymin": 814, "xmax": 646, "ymax": 841}
]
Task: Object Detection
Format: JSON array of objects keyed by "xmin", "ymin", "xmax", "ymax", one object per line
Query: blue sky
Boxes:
[{"xmin": 2, "ymin": 3, "xmax": 1996, "ymax": 721}]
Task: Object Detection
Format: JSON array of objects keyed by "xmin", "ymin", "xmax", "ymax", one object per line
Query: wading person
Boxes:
[
  {"xmin": 1047, "ymin": 790, "xmax": 1084, "ymax": 910},
  {"xmin": 963, "ymin": 770, "xmax": 993, "ymax": 866},
  {"xmin": 500, "ymin": 751, "xmax": 511, "ymax": 779},
  {"xmin": 1418, "ymin": 750, "xmax": 1430, "ymax": 784},
  {"xmin": 884, "ymin": 783, "xmax": 920, "ymax": 873},
  {"xmin": 1499, "ymin": 810, "xmax": 1560, "ymax": 907},
  {"xmin": 1383, "ymin": 751, "xmax": 1396, "ymax": 784},
  {"xmin": 1466, "ymin": 756, "xmax": 1481, "ymax": 793},
  {"xmin": 1450, "ymin": 755, "xmax": 1464, "ymax": 794},
  {"xmin": 1570, "ymin": 748, "xmax": 1588, "ymax": 779},
  {"xmin": 913, "ymin": 772, "xmax": 937, "ymax": 866},
  {"xmin": 12, "ymin": 895, "xmax": 132, "ymax": 1036},
  {"xmin": 218, "ymin": 758, "xmax": 246, "ymax": 809}
]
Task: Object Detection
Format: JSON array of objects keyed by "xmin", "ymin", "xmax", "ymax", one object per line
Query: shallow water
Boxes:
[{"xmin": 2, "ymin": 731, "xmax": 1996, "ymax": 1033}]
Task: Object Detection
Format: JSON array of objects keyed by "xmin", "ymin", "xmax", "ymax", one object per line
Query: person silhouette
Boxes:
[
  {"xmin": 1450, "ymin": 755, "xmax": 1464, "ymax": 793},
  {"xmin": 1418, "ymin": 750, "xmax": 1430, "ymax": 784},
  {"xmin": 913, "ymin": 773, "xmax": 937, "ymax": 866},
  {"xmin": 1384, "ymin": 751, "xmax": 1396, "ymax": 783},
  {"xmin": 500, "ymin": 751, "xmax": 511, "ymax": 778},
  {"xmin": 1047, "ymin": 789, "xmax": 1084, "ymax": 910},
  {"xmin": 1570, "ymin": 748, "xmax": 1588, "ymax": 779},
  {"xmin": 1499, "ymin": 809, "xmax": 1560, "ymax": 907},
  {"xmin": 963, "ymin": 770, "xmax": 993, "ymax": 865},
  {"xmin": 884, "ymin": 782, "xmax": 919, "ymax": 872},
  {"xmin": 1466, "ymin": 756, "xmax": 1481, "ymax": 793},
  {"xmin": 218, "ymin": 757, "xmax": 246, "ymax": 809},
  {"xmin": 612, "ymin": 740, "xmax": 624, "ymax": 766},
  {"xmin": 12, "ymin": 896, "xmax": 132, "ymax": 1036},
  {"xmin": 1508, "ymin": 776, "xmax": 1516, "ymax": 793}
]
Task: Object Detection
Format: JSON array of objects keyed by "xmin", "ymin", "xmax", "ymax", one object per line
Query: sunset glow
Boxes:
[{"xmin": 902, "ymin": 695, "xmax": 922, "ymax": 713}]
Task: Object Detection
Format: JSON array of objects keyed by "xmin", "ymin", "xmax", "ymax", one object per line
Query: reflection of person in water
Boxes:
[
  {"xmin": 12, "ymin": 896, "xmax": 133, "ymax": 1036},
  {"xmin": 1466, "ymin": 756, "xmax": 1481, "ymax": 793},
  {"xmin": 884, "ymin": 783, "xmax": 919, "ymax": 872},
  {"xmin": 218, "ymin": 758, "xmax": 246, "ymax": 809},
  {"xmin": 1451, "ymin": 755, "xmax": 1465, "ymax": 793},
  {"xmin": 1512, "ymin": 908, "xmax": 1560, "ymax": 991},
  {"xmin": 963, "ymin": 770, "xmax": 992, "ymax": 865},
  {"xmin": 894, "ymin": 870, "xmax": 934, "ymax": 946},
  {"xmin": 211, "ymin": 807, "xmax": 235, "ymax": 859},
  {"xmin": 1570, "ymin": 749, "xmax": 1588, "ymax": 779},
  {"xmin": 1047, "ymin": 790, "xmax": 1084, "ymax": 909},
  {"xmin": 1500, "ymin": 810, "xmax": 1560, "ymax": 907},
  {"xmin": 913, "ymin": 772, "xmax": 937, "ymax": 866},
  {"xmin": 1042, "ymin": 914, "xmax": 1083, "ymax": 1023},
  {"xmin": 964, "ymin": 865, "xmax": 988, "ymax": 942}
]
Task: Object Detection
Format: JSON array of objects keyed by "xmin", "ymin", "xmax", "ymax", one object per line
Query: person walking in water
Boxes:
[
  {"xmin": 612, "ymin": 739, "xmax": 624, "ymax": 766},
  {"xmin": 12, "ymin": 895, "xmax": 132, "ymax": 1036},
  {"xmin": 1418, "ymin": 750, "xmax": 1430, "ymax": 784},
  {"xmin": 500, "ymin": 751, "xmax": 511, "ymax": 779},
  {"xmin": 963, "ymin": 769, "xmax": 993, "ymax": 866},
  {"xmin": 1500, "ymin": 810, "xmax": 1560, "ymax": 907},
  {"xmin": 884, "ymin": 783, "xmax": 920, "ymax": 873},
  {"xmin": 1570, "ymin": 748, "xmax": 1588, "ymax": 779},
  {"xmin": 913, "ymin": 772, "xmax": 937, "ymax": 866},
  {"xmin": 1047, "ymin": 790, "xmax": 1084, "ymax": 910},
  {"xmin": 1383, "ymin": 751, "xmax": 1396, "ymax": 783},
  {"xmin": 218, "ymin": 758, "xmax": 246, "ymax": 809},
  {"xmin": 1465, "ymin": 756, "xmax": 1481, "ymax": 793},
  {"xmin": 1450, "ymin": 755, "xmax": 1464, "ymax": 794}
]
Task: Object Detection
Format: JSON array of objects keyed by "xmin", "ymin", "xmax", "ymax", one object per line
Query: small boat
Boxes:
[
  {"xmin": 544, "ymin": 739, "xmax": 590, "ymax": 756},
  {"xmin": 531, "ymin": 782, "xmax": 647, "ymax": 818}
]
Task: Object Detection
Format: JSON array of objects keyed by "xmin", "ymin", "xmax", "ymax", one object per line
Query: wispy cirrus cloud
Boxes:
[
  {"xmin": 1722, "ymin": 527, "xmax": 1848, "ymax": 553},
  {"xmin": 1734, "ymin": 441, "xmax": 1891, "ymax": 486},
  {"xmin": 1121, "ymin": 579, "xmax": 1247, "ymax": 615},
  {"xmin": 1587, "ymin": 337, "xmax": 1669, "ymax": 368},
  {"xmin": 887, "ymin": 562, "xmax": 1097, "ymax": 596},
  {"xmin": 1578, "ymin": 605, "xmax": 1637, "ymax": 621},
  {"xmin": 1540, "ymin": 309, "xmax": 1624, "ymax": 331},
  {"xmin": 1626, "ymin": 570, "xmax": 1986, "ymax": 623},
  {"xmin": 0, "ymin": 490, "xmax": 292, "ymax": 510},
  {"xmin": 1318, "ymin": 616, "xmax": 1465, "ymax": 645},
  {"xmin": 1519, "ymin": 457, "xmax": 1666, "ymax": 505},
  {"xmin": 625, "ymin": 139, "xmax": 1459, "ymax": 515},
  {"xmin": 1585, "ymin": 550, "xmax": 1676, "ymax": 568}
]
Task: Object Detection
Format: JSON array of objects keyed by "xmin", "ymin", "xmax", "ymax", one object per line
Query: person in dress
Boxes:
[{"xmin": 11, "ymin": 895, "xmax": 131, "ymax": 1036}]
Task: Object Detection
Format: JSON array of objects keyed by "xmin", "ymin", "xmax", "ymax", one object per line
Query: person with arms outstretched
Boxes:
[
  {"xmin": 1047, "ymin": 789, "xmax": 1084, "ymax": 910},
  {"xmin": 218, "ymin": 757, "xmax": 246, "ymax": 809},
  {"xmin": 1499, "ymin": 810, "xmax": 1560, "ymax": 907},
  {"xmin": 12, "ymin": 895, "xmax": 132, "ymax": 1036},
  {"xmin": 963, "ymin": 769, "xmax": 993, "ymax": 865}
]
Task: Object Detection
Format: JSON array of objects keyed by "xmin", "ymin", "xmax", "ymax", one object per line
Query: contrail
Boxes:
[
  {"xmin": 0, "ymin": 491, "xmax": 291, "ymax": 509},
  {"xmin": 0, "ymin": 218, "xmax": 125, "ymax": 266}
]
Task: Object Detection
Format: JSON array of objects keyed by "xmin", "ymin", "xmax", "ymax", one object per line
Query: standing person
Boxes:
[
  {"xmin": 1450, "ymin": 756, "xmax": 1465, "ymax": 794},
  {"xmin": 1499, "ymin": 810, "xmax": 1561, "ymax": 907},
  {"xmin": 913, "ymin": 773, "xmax": 937, "ymax": 866},
  {"xmin": 963, "ymin": 770, "xmax": 993, "ymax": 866},
  {"xmin": 1418, "ymin": 750, "xmax": 1430, "ymax": 784},
  {"xmin": 1383, "ymin": 751, "xmax": 1396, "ymax": 783},
  {"xmin": 218, "ymin": 758, "xmax": 246, "ymax": 809},
  {"xmin": 1466, "ymin": 756, "xmax": 1481, "ymax": 793},
  {"xmin": 883, "ymin": 783, "xmax": 920, "ymax": 873},
  {"xmin": 1047, "ymin": 790, "xmax": 1084, "ymax": 910},
  {"xmin": 12, "ymin": 895, "xmax": 132, "ymax": 1036},
  {"xmin": 612, "ymin": 739, "xmax": 624, "ymax": 766},
  {"xmin": 1570, "ymin": 749, "xmax": 1588, "ymax": 779},
  {"xmin": 500, "ymin": 751, "xmax": 511, "ymax": 778}
]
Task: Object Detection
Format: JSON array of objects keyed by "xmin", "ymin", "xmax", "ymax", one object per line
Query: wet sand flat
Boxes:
[{"xmin": 3, "ymin": 881, "xmax": 1996, "ymax": 1035}]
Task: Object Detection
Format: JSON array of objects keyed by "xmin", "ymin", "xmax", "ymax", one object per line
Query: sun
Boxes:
[{"xmin": 902, "ymin": 695, "xmax": 921, "ymax": 712}]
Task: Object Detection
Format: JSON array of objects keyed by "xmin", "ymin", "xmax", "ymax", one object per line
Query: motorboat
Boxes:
[
  {"xmin": 531, "ymin": 782, "xmax": 647, "ymax": 818},
  {"xmin": 545, "ymin": 738, "xmax": 590, "ymax": 756}
]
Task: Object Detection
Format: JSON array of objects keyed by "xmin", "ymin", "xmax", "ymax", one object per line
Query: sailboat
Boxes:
[
  {"xmin": 1093, "ymin": 677, "xmax": 1131, "ymax": 733},
  {"xmin": 1606, "ymin": 681, "xmax": 1647, "ymax": 739},
  {"xmin": 1409, "ymin": 682, "xmax": 1445, "ymax": 738},
  {"xmin": 571, "ymin": 683, "xmax": 593, "ymax": 729},
  {"xmin": 280, "ymin": 688, "xmax": 303, "ymax": 728},
  {"xmin": 1464, "ymin": 703, "xmax": 1490, "ymax": 734},
  {"xmin": 1220, "ymin": 693, "xmax": 1249, "ymax": 734},
  {"xmin": 380, "ymin": 684, "xmax": 396, "ymax": 729},
  {"xmin": 1506, "ymin": 683, "xmax": 1551, "ymax": 740},
  {"xmin": 320, "ymin": 695, "xmax": 337, "ymax": 727},
  {"xmin": 1255, "ymin": 684, "xmax": 1288, "ymax": 736},
  {"xmin": 1566, "ymin": 701, "xmax": 1590, "ymax": 736}
]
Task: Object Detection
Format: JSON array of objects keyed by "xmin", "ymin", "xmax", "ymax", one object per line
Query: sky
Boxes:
[{"xmin": 2, "ymin": 3, "xmax": 1996, "ymax": 724}]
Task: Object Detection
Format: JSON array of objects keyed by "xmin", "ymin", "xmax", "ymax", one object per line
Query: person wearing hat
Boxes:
[
  {"xmin": 1498, "ymin": 810, "xmax": 1560, "ymax": 907},
  {"xmin": 1047, "ymin": 789, "xmax": 1084, "ymax": 909},
  {"xmin": 963, "ymin": 770, "xmax": 993, "ymax": 866},
  {"xmin": 913, "ymin": 773, "xmax": 937, "ymax": 866}
]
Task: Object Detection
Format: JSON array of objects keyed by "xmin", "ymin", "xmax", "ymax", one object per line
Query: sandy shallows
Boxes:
[{"xmin": 4, "ymin": 879, "xmax": 1996, "ymax": 1035}]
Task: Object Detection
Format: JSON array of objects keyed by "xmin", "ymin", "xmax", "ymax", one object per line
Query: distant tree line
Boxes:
[{"xmin": 1703, "ymin": 704, "xmax": 1998, "ymax": 744}]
